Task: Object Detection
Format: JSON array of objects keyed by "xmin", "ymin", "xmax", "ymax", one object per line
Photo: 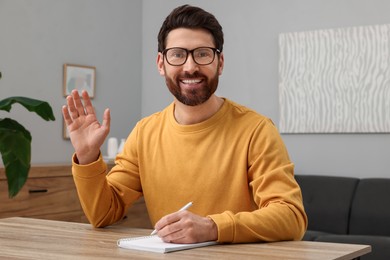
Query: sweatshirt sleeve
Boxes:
[
  {"xmin": 208, "ymin": 119, "xmax": 307, "ymax": 243},
  {"xmin": 72, "ymin": 151, "xmax": 142, "ymax": 227}
]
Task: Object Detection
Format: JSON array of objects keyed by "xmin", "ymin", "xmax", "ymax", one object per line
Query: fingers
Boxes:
[
  {"xmin": 62, "ymin": 105, "xmax": 72, "ymax": 126},
  {"xmin": 64, "ymin": 90, "xmax": 81, "ymax": 120},
  {"xmin": 63, "ymin": 90, "xmax": 109, "ymax": 130},
  {"xmin": 82, "ymin": 90, "xmax": 95, "ymax": 115},
  {"xmin": 154, "ymin": 211, "xmax": 181, "ymax": 232},
  {"xmin": 155, "ymin": 211, "xmax": 192, "ymax": 242},
  {"xmin": 101, "ymin": 108, "xmax": 111, "ymax": 132},
  {"xmin": 73, "ymin": 90, "xmax": 86, "ymax": 117},
  {"xmin": 154, "ymin": 211, "xmax": 218, "ymax": 244},
  {"xmin": 64, "ymin": 90, "xmax": 94, "ymax": 119},
  {"xmin": 158, "ymin": 220, "xmax": 185, "ymax": 242}
]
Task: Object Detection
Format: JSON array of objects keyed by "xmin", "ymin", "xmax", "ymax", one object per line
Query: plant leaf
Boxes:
[
  {"xmin": 0, "ymin": 96, "xmax": 55, "ymax": 121},
  {"xmin": 0, "ymin": 118, "xmax": 31, "ymax": 198}
]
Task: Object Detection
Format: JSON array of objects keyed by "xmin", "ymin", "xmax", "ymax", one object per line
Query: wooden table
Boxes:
[{"xmin": 0, "ymin": 217, "xmax": 371, "ymax": 259}]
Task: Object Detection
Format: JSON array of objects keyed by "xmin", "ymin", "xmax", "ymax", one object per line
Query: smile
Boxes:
[{"xmin": 181, "ymin": 79, "xmax": 202, "ymax": 84}]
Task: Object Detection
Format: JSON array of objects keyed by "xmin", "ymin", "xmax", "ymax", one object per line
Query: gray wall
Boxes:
[
  {"xmin": 1, "ymin": 0, "xmax": 389, "ymax": 178},
  {"xmin": 0, "ymin": 0, "xmax": 142, "ymax": 164},
  {"xmin": 142, "ymin": 0, "xmax": 390, "ymax": 178}
]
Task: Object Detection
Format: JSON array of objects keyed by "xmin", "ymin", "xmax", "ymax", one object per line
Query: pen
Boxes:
[{"xmin": 150, "ymin": 201, "xmax": 193, "ymax": 235}]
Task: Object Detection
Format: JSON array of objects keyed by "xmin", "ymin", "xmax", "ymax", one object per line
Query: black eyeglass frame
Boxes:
[{"xmin": 162, "ymin": 47, "xmax": 221, "ymax": 66}]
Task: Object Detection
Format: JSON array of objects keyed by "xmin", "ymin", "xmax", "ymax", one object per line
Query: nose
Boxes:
[{"xmin": 182, "ymin": 54, "xmax": 199, "ymax": 73}]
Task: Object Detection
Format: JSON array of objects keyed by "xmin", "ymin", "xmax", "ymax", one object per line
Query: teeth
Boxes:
[{"xmin": 182, "ymin": 79, "xmax": 201, "ymax": 84}]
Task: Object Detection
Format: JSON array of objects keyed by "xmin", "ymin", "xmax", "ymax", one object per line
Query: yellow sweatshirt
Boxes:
[{"xmin": 72, "ymin": 99, "xmax": 307, "ymax": 243}]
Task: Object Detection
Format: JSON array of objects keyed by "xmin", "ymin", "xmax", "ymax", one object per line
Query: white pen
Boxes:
[{"xmin": 150, "ymin": 201, "xmax": 193, "ymax": 235}]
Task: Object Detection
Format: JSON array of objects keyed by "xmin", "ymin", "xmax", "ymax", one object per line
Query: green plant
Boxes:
[{"xmin": 0, "ymin": 71, "xmax": 56, "ymax": 198}]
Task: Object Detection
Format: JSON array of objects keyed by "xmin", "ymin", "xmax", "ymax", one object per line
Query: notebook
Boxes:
[{"xmin": 117, "ymin": 235, "xmax": 217, "ymax": 253}]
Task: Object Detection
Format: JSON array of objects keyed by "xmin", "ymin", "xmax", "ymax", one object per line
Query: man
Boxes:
[{"xmin": 62, "ymin": 4, "xmax": 307, "ymax": 244}]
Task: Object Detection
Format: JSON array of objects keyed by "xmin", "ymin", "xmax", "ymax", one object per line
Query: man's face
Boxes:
[{"xmin": 157, "ymin": 28, "xmax": 224, "ymax": 106}]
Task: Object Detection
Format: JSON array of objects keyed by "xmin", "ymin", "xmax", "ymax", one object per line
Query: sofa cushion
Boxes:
[
  {"xmin": 295, "ymin": 175, "xmax": 359, "ymax": 234},
  {"xmin": 315, "ymin": 234, "xmax": 390, "ymax": 260},
  {"xmin": 349, "ymin": 178, "xmax": 390, "ymax": 236}
]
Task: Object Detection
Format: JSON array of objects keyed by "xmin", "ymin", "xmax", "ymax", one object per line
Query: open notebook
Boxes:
[{"xmin": 117, "ymin": 235, "xmax": 217, "ymax": 253}]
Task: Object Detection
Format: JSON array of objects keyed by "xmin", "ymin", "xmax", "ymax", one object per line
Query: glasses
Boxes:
[{"xmin": 162, "ymin": 47, "xmax": 221, "ymax": 66}]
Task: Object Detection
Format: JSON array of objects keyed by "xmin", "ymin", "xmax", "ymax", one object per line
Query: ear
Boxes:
[
  {"xmin": 157, "ymin": 52, "xmax": 165, "ymax": 76},
  {"xmin": 218, "ymin": 52, "xmax": 224, "ymax": 76}
]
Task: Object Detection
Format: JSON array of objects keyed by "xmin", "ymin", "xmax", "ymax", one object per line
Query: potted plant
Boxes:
[{"xmin": 0, "ymin": 71, "xmax": 56, "ymax": 198}]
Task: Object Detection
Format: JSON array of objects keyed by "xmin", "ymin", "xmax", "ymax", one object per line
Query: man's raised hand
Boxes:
[{"xmin": 62, "ymin": 90, "xmax": 111, "ymax": 164}]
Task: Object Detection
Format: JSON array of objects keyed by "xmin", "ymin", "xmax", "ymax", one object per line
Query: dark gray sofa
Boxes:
[{"xmin": 295, "ymin": 175, "xmax": 390, "ymax": 260}]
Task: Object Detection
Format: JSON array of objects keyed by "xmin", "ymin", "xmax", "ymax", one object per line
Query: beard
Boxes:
[{"xmin": 164, "ymin": 69, "xmax": 219, "ymax": 106}]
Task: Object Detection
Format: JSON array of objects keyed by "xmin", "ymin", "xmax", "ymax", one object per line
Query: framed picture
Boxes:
[{"xmin": 63, "ymin": 64, "xmax": 96, "ymax": 98}]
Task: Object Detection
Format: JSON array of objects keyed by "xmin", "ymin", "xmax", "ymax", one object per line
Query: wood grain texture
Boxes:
[
  {"xmin": 0, "ymin": 217, "xmax": 371, "ymax": 259},
  {"xmin": 0, "ymin": 165, "xmax": 85, "ymax": 222},
  {"xmin": 0, "ymin": 165, "xmax": 152, "ymax": 228}
]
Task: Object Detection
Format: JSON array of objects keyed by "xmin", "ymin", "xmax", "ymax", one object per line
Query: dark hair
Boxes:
[{"xmin": 157, "ymin": 5, "xmax": 224, "ymax": 52}]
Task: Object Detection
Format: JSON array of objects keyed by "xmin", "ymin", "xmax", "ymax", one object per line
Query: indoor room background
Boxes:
[{"xmin": 1, "ymin": 0, "xmax": 389, "ymax": 178}]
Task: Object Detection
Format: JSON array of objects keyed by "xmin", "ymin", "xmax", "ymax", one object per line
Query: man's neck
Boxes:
[{"xmin": 173, "ymin": 95, "xmax": 224, "ymax": 125}]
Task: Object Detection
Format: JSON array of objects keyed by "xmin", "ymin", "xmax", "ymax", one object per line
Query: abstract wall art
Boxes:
[{"xmin": 279, "ymin": 24, "xmax": 390, "ymax": 133}]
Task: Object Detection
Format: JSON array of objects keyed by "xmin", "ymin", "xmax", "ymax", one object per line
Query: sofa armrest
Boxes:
[
  {"xmin": 349, "ymin": 178, "xmax": 390, "ymax": 236},
  {"xmin": 295, "ymin": 175, "xmax": 359, "ymax": 234}
]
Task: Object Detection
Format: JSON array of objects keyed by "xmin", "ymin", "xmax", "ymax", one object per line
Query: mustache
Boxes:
[{"xmin": 180, "ymin": 71, "xmax": 205, "ymax": 78}]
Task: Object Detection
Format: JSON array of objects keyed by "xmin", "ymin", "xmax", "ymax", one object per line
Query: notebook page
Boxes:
[{"xmin": 117, "ymin": 235, "xmax": 217, "ymax": 253}]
